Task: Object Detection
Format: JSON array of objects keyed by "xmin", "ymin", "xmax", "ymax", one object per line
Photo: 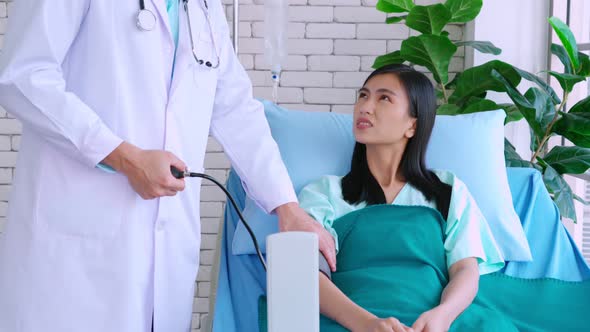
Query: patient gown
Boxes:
[{"xmin": 298, "ymin": 170, "xmax": 506, "ymax": 274}]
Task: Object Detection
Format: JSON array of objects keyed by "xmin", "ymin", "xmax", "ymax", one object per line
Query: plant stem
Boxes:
[
  {"xmin": 530, "ymin": 91, "xmax": 570, "ymax": 163},
  {"xmin": 440, "ymin": 84, "xmax": 449, "ymax": 104}
]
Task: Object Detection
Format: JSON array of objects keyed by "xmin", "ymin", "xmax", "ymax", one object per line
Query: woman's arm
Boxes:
[
  {"xmin": 320, "ymin": 273, "xmax": 411, "ymax": 332},
  {"xmin": 412, "ymin": 257, "xmax": 479, "ymax": 332},
  {"xmin": 320, "ymin": 273, "xmax": 374, "ymax": 330},
  {"xmin": 439, "ymin": 257, "xmax": 479, "ymax": 320}
]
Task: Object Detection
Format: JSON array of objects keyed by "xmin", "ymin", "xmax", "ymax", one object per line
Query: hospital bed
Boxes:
[{"xmin": 207, "ymin": 100, "xmax": 590, "ymax": 332}]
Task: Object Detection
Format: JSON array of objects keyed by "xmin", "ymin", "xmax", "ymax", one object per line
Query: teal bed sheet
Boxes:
[{"xmin": 260, "ymin": 205, "xmax": 590, "ymax": 331}]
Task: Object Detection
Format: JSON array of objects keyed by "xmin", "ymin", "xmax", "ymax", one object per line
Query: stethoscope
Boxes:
[{"xmin": 136, "ymin": 0, "xmax": 220, "ymax": 68}]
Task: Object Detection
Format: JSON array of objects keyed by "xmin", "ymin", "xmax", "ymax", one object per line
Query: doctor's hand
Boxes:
[
  {"xmin": 275, "ymin": 202, "xmax": 337, "ymax": 272},
  {"xmin": 103, "ymin": 142, "xmax": 187, "ymax": 199}
]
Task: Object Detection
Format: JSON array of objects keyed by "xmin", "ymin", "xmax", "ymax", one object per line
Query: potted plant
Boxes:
[{"xmin": 374, "ymin": 0, "xmax": 590, "ymax": 220}]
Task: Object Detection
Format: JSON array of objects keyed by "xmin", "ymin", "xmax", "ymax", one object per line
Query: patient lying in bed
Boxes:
[{"xmin": 293, "ymin": 63, "xmax": 590, "ymax": 332}]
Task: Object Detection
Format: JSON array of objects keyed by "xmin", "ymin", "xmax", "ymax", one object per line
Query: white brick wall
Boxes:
[
  {"xmin": 308, "ymin": 55, "xmax": 360, "ymax": 71},
  {"xmin": 306, "ymin": 23, "xmax": 356, "ymax": 39},
  {"xmin": 0, "ymin": 1, "xmax": 466, "ymax": 331}
]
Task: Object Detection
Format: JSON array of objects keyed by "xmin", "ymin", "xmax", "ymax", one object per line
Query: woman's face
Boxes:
[{"xmin": 353, "ymin": 73, "xmax": 416, "ymax": 147}]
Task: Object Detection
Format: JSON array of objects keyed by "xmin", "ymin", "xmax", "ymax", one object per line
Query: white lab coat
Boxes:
[{"xmin": 0, "ymin": 0, "xmax": 296, "ymax": 331}]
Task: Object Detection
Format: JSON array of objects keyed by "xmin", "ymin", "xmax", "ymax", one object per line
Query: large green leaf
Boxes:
[
  {"xmin": 406, "ymin": 4, "xmax": 451, "ymax": 35},
  {"xmin": 548, "ymin": 71, "xmax": 586, "ymax": 92},
  {"xmin": 570, "ymin": 95, "xmax": 590, "ymax": 114},
  {"xmin": 400, "ymin": 35, "xmax": 457, "ymax": 84},
  {"xmin": 491, "ymin": 69, "xmax": 555, "ymax": 143},
  {"xmin": 499, "ymin": 103, "xmax": 524, "ymax": 124},
  {"xmin": 553, "ymin": 112, "xmax": 590, "ymax": 148},
  {"xmin": 490, "ymin": 69, "xmax": 532, "ymax": 108},
  {"xmin": 543, "ymin": 146, "xmax": 590, "ymax": 174},
  {"xmin": 543, "ymin": 165, "xmax": 577, "ymax": 221},
  {"xmin": 550, "ymin": 47, "xmax": 590, "ymax": 77},
  {"xmin": 550, "ymin": 46, "xmax": 589, "ymax": 76},
  {"xmin": 578, "ymin": 52, "xmax": 590, "ymax": 76},
  {"xmin": 551, "ymin": 48, "xmax": 590, "ymax": 76},
  {"xmin": 523, "ymin": 87, "xmax": 556, "ymax": 137},
  {"xmin": 536, "ymin": 157, "xmax": 549, "ymax": 169},
  {"xmin": 386, "ymin": 15, "xmax": 407, "ymax": 24},
  {"xmin": 455, "ymin": 41, "xmax": 502, "ymax": 55},
  {"xmin": 373, "ymin": 51, "xmax": 405, "ymax": 69},
  {"xmin": 377, "ymin": 0, "xmax": 414, "ymax": 13},
  {"xmin": 444, "ymin": 0, "xmax": 482, "ymax": 23},
  {"xmin": 504, "ymin": 138, "xmax": 541, "ymax": 170},
  {"xmin": 518, "ymin": 109, "xmax": 545, "ymax": 142},
  {"xmin": 436, "ymin": 104, "xmax": 461, "ymax": 115},
  {"xmin": 460, "ymin": 98, "xmax": 500, "ymax": 114},
  {"xmin": 437, "ymin": 97, "xmax": 523, "ymax": 123},
  {"xmin": 530, "ymin": 127, "xmax": 541, "ymax": 154},
  {"xmin": 549, "ymin": 17, "xmax": 580, "ymax": 71},
  {"xmin": 556, "ymin": 132, "xmax": 590, "ymax": 148},
  {"xmin": 514, "ymin": 67, "xmax": 561, "ymax": 104},
  {"xmin": 490, "ymin": 70, "xmax": 551, "ymax": 140},
  {"xmin": 551, "ymin": 44, "xmax": 573, "ymax": 74},
  {"xmin": 505, "ymin": 138, "xmax": 522, "ymax": 160},
  {"xmin": 445, "ymin": 72, "xmax": 461, "ymax": 90},
  {"xmin": 449, "ymin": 60, "xmax": 520, "ymax": 105}
]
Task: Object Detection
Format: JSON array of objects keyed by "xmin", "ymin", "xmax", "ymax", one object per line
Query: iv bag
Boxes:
[{"xmin": 264, "ymin": 0, "xmax": 289, "ymax": 102}]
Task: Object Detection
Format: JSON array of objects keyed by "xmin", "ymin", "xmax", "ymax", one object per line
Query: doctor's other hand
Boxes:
[
  {"xmin": 363, "ymin": 317, "xmax": 414, "ymax": 332},
  {"xmin": 102, "ymin": 142, "xmax": 187, "ymax": 199},
  {"xmin": 275, "ymin": 202, "xmax": 337, "ymax": 272}
]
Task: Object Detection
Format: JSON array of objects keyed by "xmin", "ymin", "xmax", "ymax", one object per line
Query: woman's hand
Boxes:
[
  {"xmin": 411, "ymin": 306, "xmax": 452, "ymax": 332},
  {"xmin": 412, "ymin": 257, "xmax": 479, "ymax": 332},
  {"xmin": 364, "ymin": 317, "xmax": 413, "ymax": 332}
]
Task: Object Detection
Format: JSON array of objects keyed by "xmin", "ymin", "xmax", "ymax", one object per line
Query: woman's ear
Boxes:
[{"xmin": 405, "ymin": 119, "xmax": 417, "ymax": 138}]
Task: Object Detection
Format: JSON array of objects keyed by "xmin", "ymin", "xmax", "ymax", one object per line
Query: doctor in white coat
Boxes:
[{"xmin": 0, "ymin": 0, "xmax": 337, "ymax": 331}]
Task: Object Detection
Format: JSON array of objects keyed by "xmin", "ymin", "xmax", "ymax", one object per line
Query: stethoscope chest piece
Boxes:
[{"xmin": 137, "ymin": 9, "xmax": 157, "ymax": 31}]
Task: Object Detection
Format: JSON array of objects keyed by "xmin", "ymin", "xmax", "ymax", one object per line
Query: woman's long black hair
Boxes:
[{"xmin": 341, "ymin": 64, "xmax": 452, "ymax": 219}]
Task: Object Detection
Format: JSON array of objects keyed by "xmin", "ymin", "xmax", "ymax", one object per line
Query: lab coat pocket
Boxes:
[{"xmin": 36, "ymin": 153, "xmax": 135, "ymax": 240}]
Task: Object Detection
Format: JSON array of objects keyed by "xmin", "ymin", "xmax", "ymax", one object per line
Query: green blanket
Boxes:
[{"xmin": 260, "ymin": 205, "xmax": 590, "ymax": 331}]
